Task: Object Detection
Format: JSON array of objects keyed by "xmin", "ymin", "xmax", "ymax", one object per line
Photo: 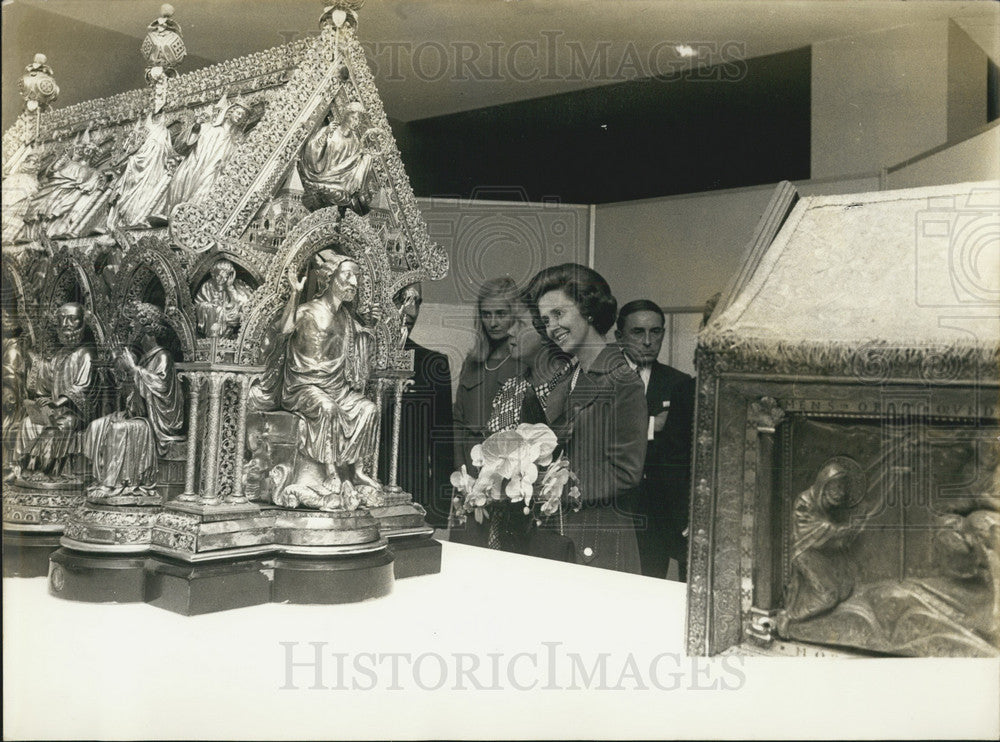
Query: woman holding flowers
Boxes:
[
  {"xmin": 526, "ymin": 263, "xmax": 647, "ymax": 574},
  {"xmin": 451, "ymin": 293, "xmax": 578, "ymax": 554},
  {"xmin": 486, "ymin": 294, "xmax": 575, "ymax": 435}
]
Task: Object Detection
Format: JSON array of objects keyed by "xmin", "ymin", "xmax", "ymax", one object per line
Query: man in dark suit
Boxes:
[
  {"xmin": 615, "ymin": 300, "xmax": 696, "ymax": 580},
  {"xmin": 379, "ymin": 283, "xmax": 454, "ymax": 528}
]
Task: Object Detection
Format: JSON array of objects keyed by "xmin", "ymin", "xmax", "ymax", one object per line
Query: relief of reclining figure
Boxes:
[{"xmin": 778, "ymin": 452, "xmax": 1000, "ymax": 657}]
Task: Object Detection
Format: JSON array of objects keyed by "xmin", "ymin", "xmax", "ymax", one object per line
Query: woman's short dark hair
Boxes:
[{"xmin": 526, "ymin": 263, "xmax": 618, "ymax": 335}]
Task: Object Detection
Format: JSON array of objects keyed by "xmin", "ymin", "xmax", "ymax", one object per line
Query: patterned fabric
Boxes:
[{"xmin": 486, "ymin": 361, "xmax": 575, "ymax": 434}]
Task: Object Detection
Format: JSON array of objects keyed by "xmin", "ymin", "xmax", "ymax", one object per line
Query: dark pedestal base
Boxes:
[
  {"xmin": 389, "ymin": 535, "xmax": 442, "ymax": 579},
  {"xmin": 146, "ymin": 556, "xmax": 273, "ymax": 616},
  {"xmin": 272, "ymin": 549, "xmax": 394, "ymax": 604},
  {"xmin": 3, "ymin": 530, "xmax": 62, "ymax": 577},
  {"xmin": 48, "ymin": 548, "xmax": 148, "ymax": 603}
]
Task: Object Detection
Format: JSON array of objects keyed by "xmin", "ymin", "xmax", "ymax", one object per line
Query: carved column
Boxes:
[
  {"xmin": 389, "ymin": 377, "xmax": 408, "ymax": 489},
  {"xmin": 371, "ymin": 377, "xmax": 387, "ymax": 481},
  {"xmin": 228, "ymin": 374, "xmax": 253, "ymax": 505},
  {"xmin": 746, "ymin": 396, "xmax": 785, "ymax": 644},
  {"xmin": 170, "ymin": 363, "xmax": 265, "ymax": 510},
  {"xmin": 200, "ymin": 372, "xmax": 230, "ymax": 506},
  {"xmin": 177, "ymin": 373, "xmax": 203, "ymax": 503}
]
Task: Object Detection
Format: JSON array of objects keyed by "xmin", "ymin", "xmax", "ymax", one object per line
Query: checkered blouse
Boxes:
[{"xmin": 486, "ymin": 361, "xmax": 575, "ymax": 434}]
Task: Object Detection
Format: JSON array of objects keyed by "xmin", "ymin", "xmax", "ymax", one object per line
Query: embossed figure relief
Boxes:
[
  {"xmin": 10, "ymin": 302, "xmax": 100, "ymax": 483},
  {"xmin": 1, "ymin": 149, "xmax": 42, "ymax": 243},
  {"xmin": 1, "ymin": 303, "xmax": 29, "ymax": 463},
  {"xmin": 106, "ymin": 114, "xmax": 174, "ymax": 230},
  {"xmin": 161, "ymin": 94, "xmax": 262, "ymax": 219},
  {"xmin": 23, "ymin": 132, "xmax": 116, "ymax": 241},
  {"xmin": 194, "ymin": 259, "xmax": 254, "ymax": 339},
  {"xmin": 778, "ymin": 457, "xmax": 876, "ymax": 627},
  {"xmin": 298, "ymin": 101, "xmax": 381, "ymax": 216},
  {"xmin": 775, "ymin": 420, "xmax": 1000, "ymax": 657}
]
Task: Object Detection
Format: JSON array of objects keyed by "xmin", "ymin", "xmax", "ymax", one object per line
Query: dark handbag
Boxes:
[{"xmin": 524, "ymin": 522, "xmax": 576, "ymax": 563}]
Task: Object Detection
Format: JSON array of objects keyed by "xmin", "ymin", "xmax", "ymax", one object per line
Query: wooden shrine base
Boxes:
[
  {"xmin": 35, "ymin": 540, "xmax": 442, "ymax": 614},
  {"xmin": 4, "ymin": 530, "xmax": 64, "ymax": 578}
]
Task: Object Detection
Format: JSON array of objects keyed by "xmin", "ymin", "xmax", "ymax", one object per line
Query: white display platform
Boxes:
[{"xmin": 4, "ymin": 542, "xmax": 998, "ymax": 740}]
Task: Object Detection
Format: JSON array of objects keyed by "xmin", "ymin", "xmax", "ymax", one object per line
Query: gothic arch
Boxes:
[
  {"xmin": 1, "ymin": 259, "xmax": 37, "ymax": 348},
  {"xmin": 38, "ymin": 248, "xmax": 112, "ymax": 353},
  {"xmin": 110, "ymin": 233, "xmax": 196, "ymax": 359},
  {"xmin": 237, "ymin": 208, "xmax": 397, "ymax": 366},
  {"xmin": 188, "ymin": 249, "xmax": 266, "ymax": 294}
]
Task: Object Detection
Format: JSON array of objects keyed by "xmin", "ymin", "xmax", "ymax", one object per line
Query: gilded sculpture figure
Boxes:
[
  {"xmin": 82, "ymin": 302, "xmax": 184, "ymax": 503},
  {"xmin": 161, "ymin": 96, "xmax": 251, "ymax": 217},
  {"xmin": 260, "ymin": 255, "xmax": 382, "ymax": 510},
  {"xmin": 298, "ymin": 101, "xmax": 377, "ymax": 215},
  {"xmin": 106, "ymin": 113, "xmax": 174, "ymax": 230},
  {"xmin": 23, "ymin": 133, "xmax": 113, "ymax": 240},
  {"xmin": 2, "ymin": 307, "xmax": 28, "ymax": 458},
  {"xmin": 1, "ymin": 149, "xmax": 41, "ymax": 244},
  {"xmin": 11, "ymin": 303, "xmax": 101, "ymax": 482},
  {"xmin": 194, "ymin": 259, "xmax": 254, "ymax": 338}
]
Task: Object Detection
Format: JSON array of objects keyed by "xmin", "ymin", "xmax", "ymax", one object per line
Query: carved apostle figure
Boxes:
[
  {"xmin": 12, "ymin": 302, "xmax": 100, "ymax": 481},
  {"xmin": 2, "ymin": 307, "xmax": 28, "ymax": 462},
  {"xmin": 162, "ymin": 97, "xmax": 249, "ymax": 216},
  {"xmin": 1, "ymin": 150, "xmax": 41, "ymax": 243},
  {"xmin": 298, "ymin": 101, "xmax": 376, "ymax": 215},
  {"xmin": 24, "ymin": 135, "xmax": 112, "ymax": 240},
  {"xmin": 106, "ymin": 113, "xmax": 174, "ymax": 230},
  {"xmin": 83, "ymin": 302, "xmax": 184, "ymax": 501},
  {"xmin": 194, "ymin": 259, "xmax": 254, "ymax": 338},
  {"xmin": 272, "ymin": 255, "xmax": 381, "ymax": 508}
]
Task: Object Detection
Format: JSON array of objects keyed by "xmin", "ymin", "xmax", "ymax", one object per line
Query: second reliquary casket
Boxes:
[{"xmin": 687, "ymin": 181, "xmax": 999, "ymax": 658}]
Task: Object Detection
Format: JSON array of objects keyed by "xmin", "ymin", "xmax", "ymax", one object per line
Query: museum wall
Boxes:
[
  {"xmin": 811, "ymin": 19, "xmax": 994, "ymax": 180},
  {"xmin": 886, "ymin": 121, "xmax": 1000, "ymax": 190}
]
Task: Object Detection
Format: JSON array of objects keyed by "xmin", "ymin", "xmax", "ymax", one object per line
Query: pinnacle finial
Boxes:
[
  {"xmin": 142, "ymin": 3, "xmax": 186, "ymax": 77},
  {"xmin": 20, "ymin": 53, "xmax": 59, "ymax": 113},
  {"xmin": 320, "ymin": 1, "xmax": 364, "ymax": 30}
]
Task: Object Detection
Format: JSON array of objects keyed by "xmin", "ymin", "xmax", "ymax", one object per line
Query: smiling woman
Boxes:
[{"xmin": 526, "ymin": 263, "xmax": 647, "ymax": 574}]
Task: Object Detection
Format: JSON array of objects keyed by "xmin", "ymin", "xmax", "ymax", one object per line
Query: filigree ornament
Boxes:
[
  {"xmin": 142, "ymin": 4, "xmax": 187, "ymax": 76},
  {"xmin": 320, "ymin": 1, "xmax": 366, "ymax": 29},
  {"xmin": 19, "ymin": 54, "xmax": 60, "ymax": 113}
]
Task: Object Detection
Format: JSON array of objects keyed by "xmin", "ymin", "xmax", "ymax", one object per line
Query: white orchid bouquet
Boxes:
[{"xmin": 450, "ymin": 423, "xmax": 582, "ymax": 527}]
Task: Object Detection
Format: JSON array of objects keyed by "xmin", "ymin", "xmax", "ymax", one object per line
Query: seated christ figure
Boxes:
[{"xmin": 275, "ymin": 255, "xmax": 381, "ymax": 508}]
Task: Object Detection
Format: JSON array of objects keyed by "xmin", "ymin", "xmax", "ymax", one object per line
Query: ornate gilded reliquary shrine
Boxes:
[
  {"xmin": 1, "ymin": 2, "xmax": 449, "ymax": 610},
  {"xmin": 687, "ymin": 181, "xmax": 999, "ymax": 657}
]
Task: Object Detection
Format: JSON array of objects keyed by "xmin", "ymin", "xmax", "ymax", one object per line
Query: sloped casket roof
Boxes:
[
  {"xmin": 2, "ymin": 16, "xmax": 448, "ymax": 369},
  {"xmin": 701, "ymin": 181, "xmax": 999, "ymax": 380}
]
